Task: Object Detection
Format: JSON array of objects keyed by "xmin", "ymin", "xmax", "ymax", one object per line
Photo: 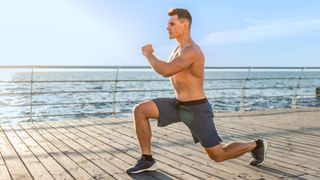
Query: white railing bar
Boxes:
[
  {"xmin": 29, "ymin": 68, "xmax": 34, "ymax": 121},
  {"xmin": 112, "ymin": 67, "xmax": 120, "ymax": 118},
  {"xmin": 239, "ymin": 67, "xmax": 251, "ymax": 111},
  {"xmin": 292, "ymin": 68, "xmax": 305, "ymax": 109},
  {"xmin": 1, "ymin": 65, "xmax": 320, "ymax": 69}
]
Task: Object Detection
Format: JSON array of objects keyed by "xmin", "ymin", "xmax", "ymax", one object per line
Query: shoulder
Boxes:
[
  {"xmin": 181, "ymin": 44, "xmax": 201, "ymax": 54},
  {"xmin": 180, "ymin": 44, "xmax": 204, "ymax": 59}
]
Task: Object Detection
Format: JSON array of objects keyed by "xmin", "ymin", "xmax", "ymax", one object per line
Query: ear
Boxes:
[
  {"xmin": 183, "ymin": 21, "xmax": 189, "ymax": 31},
  {"xmin": 181, "ymin": 20, "xmax": 188, "ymax": 30}
]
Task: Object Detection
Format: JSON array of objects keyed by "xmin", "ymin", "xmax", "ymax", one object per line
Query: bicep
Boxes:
[{"xmin": 163, "ymin": 51, "xmax": 196, "ymax": 77}]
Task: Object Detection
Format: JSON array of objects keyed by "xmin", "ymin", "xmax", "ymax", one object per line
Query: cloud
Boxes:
[{"xmin": 203, "ymin": 18, "xmax": 320, "ymax": 45}]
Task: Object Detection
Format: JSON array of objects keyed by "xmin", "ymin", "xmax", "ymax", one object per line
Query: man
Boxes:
[{"xmin": 126, "ymin": 8, "xmax": 268, "ymax": 174}]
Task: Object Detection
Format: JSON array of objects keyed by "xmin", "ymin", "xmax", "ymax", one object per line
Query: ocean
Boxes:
[{"xmin": 0, "ymin": 68, "xmax": 320, "ymax": 123}]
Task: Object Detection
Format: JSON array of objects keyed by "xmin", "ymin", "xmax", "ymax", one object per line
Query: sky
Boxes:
[{"xmin": 1, "ymin": 0, "xmax": 320, "ymax": 67}]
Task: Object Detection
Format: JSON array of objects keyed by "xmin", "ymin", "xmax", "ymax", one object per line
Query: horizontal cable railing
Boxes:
[{"xmin": 0, "ymin": 66, "xmax": 320, "ymax": 122}]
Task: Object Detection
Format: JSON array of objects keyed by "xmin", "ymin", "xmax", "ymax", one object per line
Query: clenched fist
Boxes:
[{"xmin": 142, "ymin": 44, "xmax": 154, "ymax": 57}]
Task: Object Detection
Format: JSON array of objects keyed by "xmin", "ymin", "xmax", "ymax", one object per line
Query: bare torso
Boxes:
[{"xmin": 169, "ymin": 42, "xmax": 206, "ymax": 101}]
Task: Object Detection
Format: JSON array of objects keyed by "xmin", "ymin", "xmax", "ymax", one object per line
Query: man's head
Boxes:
[{"xmin": 167, "ymin": 8, "xmax": 192, "ymax": 39}]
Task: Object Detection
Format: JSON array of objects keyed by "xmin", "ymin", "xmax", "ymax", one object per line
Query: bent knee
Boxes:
[
  {"xmin": 205, "ymin": 144, "xmax": 226, "ymax": 162},
  {"xmin": 208, "ymin": 154, "xmax": 225, "ymax": 162},
  {"xmin": 133, "ymin": 103, "xmax": 144, "ymax": 115},
  {"xmin": 132, "ymin": 101, "xmax": 159, "ymax": 119}
]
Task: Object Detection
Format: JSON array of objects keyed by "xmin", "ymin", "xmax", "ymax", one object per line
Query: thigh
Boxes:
[
  {"xmin": 185, "ymin": 103, "xmax": 220, "ymax": 147},
  {"xmin": 152, "ymin": 98, "xmax": 180, "ymax": 127}
]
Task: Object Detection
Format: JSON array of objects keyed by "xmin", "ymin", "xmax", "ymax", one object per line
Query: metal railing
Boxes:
[{"xmin": 0, "ymin": 66, "xmax": 320, "ymax": 122}]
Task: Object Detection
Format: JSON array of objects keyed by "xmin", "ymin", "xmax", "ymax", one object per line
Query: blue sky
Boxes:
[{"xmin": 1, "ymin": 0, "xmax": 320, "ymax": 67}]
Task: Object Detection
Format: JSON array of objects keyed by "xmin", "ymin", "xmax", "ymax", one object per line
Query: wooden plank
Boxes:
[
  {"xmin": 153, "ymin": 116, "xmax": 320, "ymax": 179},
  {"xmin": 219, "ymin": 111, "xmax": 320, "ymax": 139},
  {"xmin": 298, "ymin": 174, "xmax": 320, "ymax": 180},
  {"xmin": 31, "ymin": 121, "xmax": 114, "ymax": 179},
  {"xmin": 216, "ymin": 123, "xmax": 320, "ymax": 154},
  {"xmin": 91, "ymin": 118, "xmax": 281, "ymax": 180},
  {"xmin": 44, "ymin": 120, "xmax": 135, "ymax": 180},
  {"xmin": 100, "ymin": 112, "xmax": 317, "ymax": 179},
  {"xmin": 1, "ymin": 124, "xmax": 54, "ymax": 180},
  {"xmin": 12, "ymin": 123, "xmax": 73, "ymax": 180},
  {"xmin": 221, "ymin": 122, "xmax": 320, "ymax": 151},
  {"xmin": 62, "ymin": 120, "xmax": 200, "ymax": 180},
  {"xmin": 47, "ymin": 120, "xmax": 173, "ymax": 180},
  {"xmin": 199, "ymin": 113, "xmax": 320, "ymax": 177},
  {"xmin": 215, "ymin": 124, "xmax": 320, "ymax": 177},
  {"xmin": 172, "ymin": 120, "xmax": 320, "ymax": 164},
  {"xmin": 61, "ymin": 120, "xmax": 186, "ymax": 180},
  {"xmin": 0, "ymin": 109, "xmax": 318, "ymax": 179},
  {"xmin": 159, "ymin": 116, "xmax": 320, "ymax": 161},
  {"xmin": 218, "ymin": 114, "xmax": 320, "ymax": 146},
  {"xmin": 0, "ymin": 125, "xmax": 33, "ymax": 180},
  {"xmin": 19, "ymin": 122, "xmax": 93, "ymax": 179},
  {"xmin": 215, "ymin": 117, "xmax": 320, "ymax": 161},
  {"xmin": 102, "ymin": 117, "xmax": 317, "ymax": 179},
  {"xmin": 217, "ymin": 124, "xmax": 320, "ymax": 162},
  {"xmin": 215, "ymin": 126, "xmax": 320, "ymax": 177},
  {"xmin": 77, "ymin": 119, "xmax": 279, "ymax": 180},
  {"xmin": 0, "ymin": 151, "xmax": 11, "ymax": 180},
  {"xmin": 164, "ymin": 124, "xmax": 320, "ymax": 178}
]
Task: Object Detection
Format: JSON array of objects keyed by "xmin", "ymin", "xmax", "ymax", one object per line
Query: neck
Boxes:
[{"xmin": 176, "ymin": 33, "xmax": 192, "ymax": 48}]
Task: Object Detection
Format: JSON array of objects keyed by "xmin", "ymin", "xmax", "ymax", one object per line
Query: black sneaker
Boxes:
[
  {"xmin": 249, "ymin": 139, "xmax": 268, "ymax": 166},
  {"xmin": 126, "ymin": 156, "xmax": 157, "ymax": 174}
]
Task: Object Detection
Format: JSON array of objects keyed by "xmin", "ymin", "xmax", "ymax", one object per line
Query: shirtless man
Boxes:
[{"xmin": 126, "ymin": 8, "xmax": 268, "ymax": 174}]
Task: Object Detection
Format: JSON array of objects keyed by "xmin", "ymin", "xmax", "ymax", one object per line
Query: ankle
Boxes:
[
  {"xmin": 142, "ymin": 154, "xmax": 154, "ymax": 161},
  {"xmin": 254, "ymin": 139, "xmax": 262, "ymax": 151}
]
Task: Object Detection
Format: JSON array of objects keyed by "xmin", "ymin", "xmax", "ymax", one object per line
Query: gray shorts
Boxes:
[{"xmin": 152, "ymin": 98, "xmax": 221, "ymax": 148}]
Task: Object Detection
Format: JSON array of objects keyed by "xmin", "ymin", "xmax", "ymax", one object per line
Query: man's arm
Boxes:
[{"xmin": 142, "ymin": 44, "xmax": 196, "ymax": 77}]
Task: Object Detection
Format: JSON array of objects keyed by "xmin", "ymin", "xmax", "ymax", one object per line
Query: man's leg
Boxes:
[
  {"xmin": 205, "ymin": 141, "xmax": 256, "ymax": 162},
  {"xmin": 205, "ymin": 139, "xmax": 268, "ymax": 166},
  {"xmin": 133, "ymin": 100, "xmax": 159, "ymax": 155},
  {"xmin": 126, "ymin": 100, "xmax": 159, "ymax": 174}
]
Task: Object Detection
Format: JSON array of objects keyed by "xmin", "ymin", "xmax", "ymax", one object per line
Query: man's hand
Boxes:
[{"xmin": 142, "ymin": 44, "xmax": 154, "ymax": 57}]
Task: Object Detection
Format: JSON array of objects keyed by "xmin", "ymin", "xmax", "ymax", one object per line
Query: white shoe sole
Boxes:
[
  {"xmin": 256, "ymin": 140, "xmax": 268, "ymax": 165},
  {"xmin": 129, "ymin": 162, "xmax": 157, "ymax": 174}
]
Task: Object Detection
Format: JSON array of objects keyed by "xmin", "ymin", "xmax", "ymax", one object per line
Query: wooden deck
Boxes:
[{"xmin": 0, "ymin": 108, "xmax": 319, "ymax": 180}]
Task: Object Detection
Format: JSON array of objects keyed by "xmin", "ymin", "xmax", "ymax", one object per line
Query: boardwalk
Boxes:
[{"xmin": 0, "ymin": 108, "xmax": 319, "ymax": 180}]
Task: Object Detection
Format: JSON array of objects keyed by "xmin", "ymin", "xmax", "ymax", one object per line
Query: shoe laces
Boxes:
[{"xmin": 136, "ymin": 157, "xmax": 145, "ymax": 165}]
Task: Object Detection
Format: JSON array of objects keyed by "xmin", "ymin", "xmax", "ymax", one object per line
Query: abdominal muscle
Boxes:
[{"xmin": 170, "ymin": 71, "xmax": 206, "ymax": 102}]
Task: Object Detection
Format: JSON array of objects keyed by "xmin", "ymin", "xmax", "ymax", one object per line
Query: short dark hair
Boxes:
[{"xmin": 168, "ymin": 8, "xmax": 192, "ymax": 28}]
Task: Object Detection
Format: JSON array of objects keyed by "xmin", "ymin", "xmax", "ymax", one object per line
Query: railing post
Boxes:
[
  {"xmin": 239, "ymin": 67, "xmax": 251, "ymax": 112},
  {"xmin": 292, "ymin": 67, "xmax": 304, "ymax": 110},
  {"xmin": 112, "ymin": 67, "xmax": 120, "ymax": 118},
  {"xmin": 29, "ymin": 68, "xmax": 34, "ymax": 121}
]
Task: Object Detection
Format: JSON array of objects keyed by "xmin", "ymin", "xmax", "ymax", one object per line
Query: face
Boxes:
[{"xmin": 167, "ymin": 15, "xmax": 184, "ymax": 39}]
